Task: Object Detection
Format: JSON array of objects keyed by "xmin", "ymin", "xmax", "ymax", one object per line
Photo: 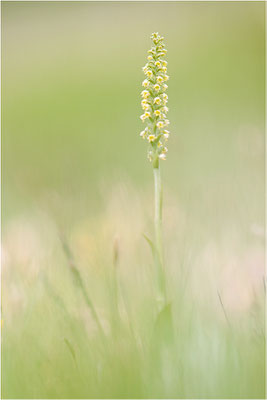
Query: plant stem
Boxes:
[
  {"xmin": 153, "ymin": 165, "xmax": 167, "ymax": 306},
  {"xmin": 60, "ymin": 234, "xmax": 106, "ymax": 339}
]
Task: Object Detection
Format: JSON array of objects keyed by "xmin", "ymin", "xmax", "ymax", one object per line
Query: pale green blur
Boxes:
[{"xmin": 2, "ymin": 2, "xmax": 265, "ymax": 399}]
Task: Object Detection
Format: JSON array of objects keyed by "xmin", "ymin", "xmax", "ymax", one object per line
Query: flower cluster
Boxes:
[{"xmin": 140, "ymin": 32, "xmax": 170, "ymax": 164}]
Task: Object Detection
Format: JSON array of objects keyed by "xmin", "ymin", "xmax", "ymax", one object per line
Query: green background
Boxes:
[{"xmin": 2, "ymin": 2, "xmax": 265, "ymax": 399}]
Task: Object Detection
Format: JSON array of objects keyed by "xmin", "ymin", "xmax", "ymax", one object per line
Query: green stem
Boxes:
[
  {"xmin": 60, "ymin": 234, "xmax": 106, "ymax": 339},
  {"xmin": 153, "ymin": 165, "xmax": 167, "ymax": 305}
]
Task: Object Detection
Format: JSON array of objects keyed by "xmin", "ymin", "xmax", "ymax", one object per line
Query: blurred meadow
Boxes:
[{"xmin": 1, "ymin": 1, "xmax": 265, "ymax": 399}]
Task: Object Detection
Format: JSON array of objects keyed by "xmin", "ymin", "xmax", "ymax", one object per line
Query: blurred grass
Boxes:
[{"xmin": 1, "ymin": 1, "xmax": 265, "ymax": 399}]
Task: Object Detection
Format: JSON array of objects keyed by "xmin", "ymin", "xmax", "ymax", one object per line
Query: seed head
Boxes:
[{"xmin": 139, "ymin": 32, "xmax": 170, "ymax": 163}]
